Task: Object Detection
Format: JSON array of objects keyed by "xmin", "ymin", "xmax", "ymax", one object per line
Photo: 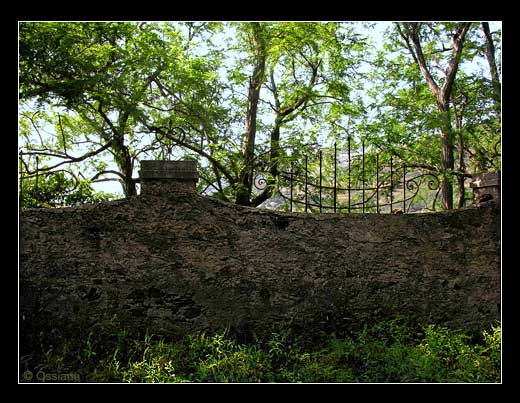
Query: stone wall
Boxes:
[{"xmin": 19, "ymin": 191, "xmax": 500, "ymax": 351}]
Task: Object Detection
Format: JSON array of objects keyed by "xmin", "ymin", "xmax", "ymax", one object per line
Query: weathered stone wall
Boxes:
[{"xmin": 19, "ymin": 192, "xmax": 500, "ymax": 350}]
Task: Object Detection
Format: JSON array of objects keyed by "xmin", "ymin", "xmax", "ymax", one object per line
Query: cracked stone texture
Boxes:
[{"xmin": 19, "ymin": 192, "xmax": 500, "ymax": 349}]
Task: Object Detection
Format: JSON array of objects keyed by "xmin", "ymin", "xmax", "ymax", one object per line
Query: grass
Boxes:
[{"xmin": 20, "ymin": 318, "xmax": 501, "ymax": 383}]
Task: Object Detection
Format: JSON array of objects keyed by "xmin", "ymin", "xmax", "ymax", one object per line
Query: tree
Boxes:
[
  {"xmin": 21, "ymin": 22, "xmax": 499, "ymax": 211},
  {"xmin": 359, "ymin": 22, "xmax": 500, "ymax": 211},
  {"xmin": 396, "ymin": 22, "xmax": 472, "ymax": 210},
  {"xmin": 147, "ymin": 22, "xmax": 367, "ymax": 206},
  {"xmin": 19, "ymin": 167, "xmax": 115, "ymax": 208},
  {"xmin": 236, "ymin": 23, "xmax": 268, "ymax": 206},
  {"xmin": 20, "ymin": 22, "xmax": 143, "ymax": 197},
  {"xmin": 481, "ymin": 22, "xmax": 501, "ymax": 105},
  {"xmin": 19, "ymin": 22, "xmax": 223, "ymax": 198}
]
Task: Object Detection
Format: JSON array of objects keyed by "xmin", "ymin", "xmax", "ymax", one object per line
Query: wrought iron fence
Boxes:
[{"xmin": 254, "ymin": 140, "xmax": 444, "ymax": 214}]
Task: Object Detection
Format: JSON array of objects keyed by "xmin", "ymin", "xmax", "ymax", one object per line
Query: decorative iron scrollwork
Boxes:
[
  {"xmin": 248, "ymin": 141, "xmax": 468, "ymax": 214},
  {"xmin": 254, "ymin": 173, "xmax": 268, "ymax": 191}
]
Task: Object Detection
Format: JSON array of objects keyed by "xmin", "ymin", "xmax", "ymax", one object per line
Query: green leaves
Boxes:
[
  {"xmin": 23, "ymin": 319, "xmax": 501, "ymax": 382},
  {"xmin": 19, "ymin": 21, "xmax": 500, "ymax": 206},
  {"xmin": 363, "ymin": 22, "xmax": 500, "ymax": 202},
  {"xmin": 19, "ymin": 169, "xmax": 115, "ymax": 208}
]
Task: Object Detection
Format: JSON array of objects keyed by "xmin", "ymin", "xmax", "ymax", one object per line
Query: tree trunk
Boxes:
[
  {"xmin": 121, "ymin": 159, "xmax": 136, "ymax": 197},
  {"xmin": 439, "ymin": 107, "xmax": 454, "ymax": 210},
  {"xmin": 236, "ymin": 23, "xmax": 266, "ymax": 206},
  {"xmin": 250, "ymin": 120, "xmax": 281, "ymax": 207},
  {"xmin": 481, "ymin": 22, "xmax": 501, "ymax": 104},
  {"xmin": 269, "ymin": 122, "xmax": 281, "ymax": 179},
  {"xmin": 453, "ymin": 95, "xmax": 467, "ymax": 209},
  {"xmin": 399, "ymin": 22, "xmax": 471, "ymax": 210},
  {"xmin": 112, "ymin": 134, "xmax": 136, "ymax": 197}
]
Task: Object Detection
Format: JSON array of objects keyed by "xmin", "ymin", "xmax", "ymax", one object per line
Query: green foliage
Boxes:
[
  {"xmin": 361, "ymin": 22, "xmax": 501, "ymax": 203},
  {"xmin": 19, "ymin": 21, "xmax": 226, "ymax": 199},
  {"xmin": 415, "ymin": 323, "xmax": 501, "ymax": 382},
  {"xmin": 21, "ymin": 319, "xmax": 501, "ymax": 383},
  {"xmin": 19, "ymin": 170, "xmax": 115, "ymax": 208},
  {"xmin": 19, "ymin": 22, "xmax": 501, "ymax": 206}
]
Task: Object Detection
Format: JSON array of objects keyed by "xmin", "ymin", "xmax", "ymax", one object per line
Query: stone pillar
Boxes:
[
  {"xmin": 139, "ymin": 160, "xmax": 198, "ymax": 195},
  {"xmin": 471, "ymin": 172, "xmax": 500, "ymax": 204}
]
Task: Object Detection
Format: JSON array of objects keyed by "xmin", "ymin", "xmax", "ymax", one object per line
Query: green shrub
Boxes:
[{"xmin": 20, "ymin": 319, "xmax": 501, "ymax": 383}]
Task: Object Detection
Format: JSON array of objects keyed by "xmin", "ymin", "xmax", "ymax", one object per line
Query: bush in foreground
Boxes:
[{"xmin": 20, "ymin": 318, "xmax": 501, "ymax": 383}]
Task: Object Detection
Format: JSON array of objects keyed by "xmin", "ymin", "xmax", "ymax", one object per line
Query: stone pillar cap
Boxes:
[{"xmin": 139, "ymin": 160, "xmax": 199, "ymax": 180}]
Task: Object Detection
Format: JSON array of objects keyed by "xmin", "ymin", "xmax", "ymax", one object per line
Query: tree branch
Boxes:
[
  {"xmin": 481, "ymin": 22, "xmax": 501, "ymax": 102},
  {"xmin": 90, "ymin": 169, "xmax": 127, "ymax": 182},
  {"xmin": 22, "ymin": 142, "xmax": 113, "ymax": 175},
  {"xmin": 270, "ymin": 70, "xmax": 281, "ymax": 111},
  {"xmin": 396, "ymin": 23, "xmax": 420, "ymax": 66},
  {"xmin": 277, "ymin": 59, "xmax": 321, "ymax": 121},
  {"xmin": 24, "ymin": 111, "xmax": 46, "ymax": 147},
  {"xmin": 441, "ymin": 23, "xmax": 472, "ymax": 105},
  {"xmin": 57, "ymin": 113, "xmax": 69, "ymax": 156},
  {"xmin": 406, "ymin": 23, "xmax": 441, "ymax": 100},
  {"xmin": 86, "ymin": 101, "xmax": 117, "ymax": 135}
]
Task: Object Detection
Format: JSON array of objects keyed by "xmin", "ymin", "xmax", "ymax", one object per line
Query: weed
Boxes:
[{"xmin": 20, "ymin": 319, "xmax": 501, "ymax": 383}]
